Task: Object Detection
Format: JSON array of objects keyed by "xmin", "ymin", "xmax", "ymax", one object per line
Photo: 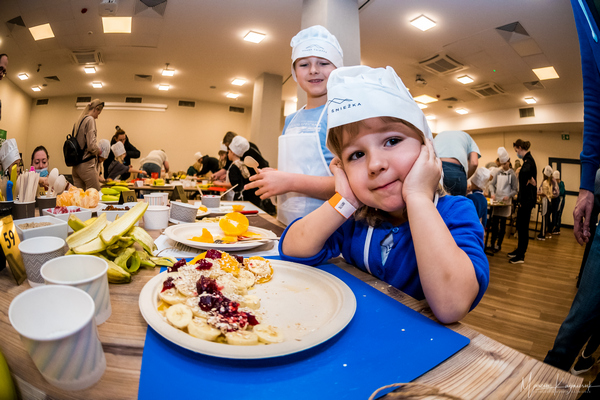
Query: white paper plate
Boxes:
[
  {"xmin": 168, "ymin": 217, "xmax": 199, "ymax": 225},
  {"xmin": 164, "ymin": 222, "xmax": 277, "ymax": 251},
  {"xmin": 196, "ymin": 209, "xmax": 210, "ymax": 218},
  {"xmin": 139, "ymin": 260, "xmax": 356, "ymax": 359},
  {"xmin": 99, "ymin": 200, "xmax": 119, "ymax": 205}
]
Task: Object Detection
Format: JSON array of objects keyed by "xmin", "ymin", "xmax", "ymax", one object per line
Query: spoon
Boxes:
[
  {"xmin": 53, "ymin": 175, "xmax": 68, "ymax": 194},
  {"xmin": 244, "ymin": 156, "xmax": 260, "ymax": 174},
  {"xmin": 220, "ymin": 184, "xmax": 238, "ymax": 199},
  {"xmin": 48, "ymin": 168, "xmax": 59, "ymax": 188}
]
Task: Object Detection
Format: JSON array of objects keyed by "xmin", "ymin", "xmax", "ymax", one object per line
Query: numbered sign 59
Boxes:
[{"xmin": 0, "ymin": 215, "xmax": 26, "ymax": 285}]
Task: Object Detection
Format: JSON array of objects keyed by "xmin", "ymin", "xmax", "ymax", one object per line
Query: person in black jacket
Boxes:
[
  {"xmin": 103, "ymin": 126, "xmax": 140, "ymax": 180},
  {"xmin": 507, "ymin": 139, "xmax": 537, "ymax": 264}
]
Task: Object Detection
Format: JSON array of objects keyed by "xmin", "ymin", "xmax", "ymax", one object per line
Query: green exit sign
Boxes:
[{"xmin": 562, "ymin": 134, "xmax": 570, "ymax": 140}]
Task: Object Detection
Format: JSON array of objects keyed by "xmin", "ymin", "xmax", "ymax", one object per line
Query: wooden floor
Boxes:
[{"xmin": 460, "ymin": 226, "xmax": 600, "ymax": 385}]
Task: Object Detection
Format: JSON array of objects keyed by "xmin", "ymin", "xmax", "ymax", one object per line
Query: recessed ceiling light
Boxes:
[
  {"xmin": 532, "ymin": 66, "xmax": 559, "ymax": 80},
  {"xmin": 18, "ymin": 73, "xmax": 29, "ymax": 80},
  {"xmin": 158, "ymin": 84, "xmax": 170, "ymax": 91},
  {"xmin": 102, "ymin": 17, "xmax": 132, "ymax": 33},
  {"xmin": 226, "ymin": 93, "xmax": 240, "ymax": 99},
  {"xmin": 413, "ymin": 94, "xmax": 438, "ymax": 104},
  {"xmin": 29, "ymin": 23, "xmax": 55, "ymax": 41},
  {"xmin": 426, "ymin": 115, "xmax": 436, "ymax": 120},
  {"xmin": 457, "ymin": 75, "xmax": 474, "ymax": 84},
  {"xmin": 243, "ymin": 31, "xmax": 266, "ymax": 43},
  {"xmin": 92, "ymin": 82, "xmax": 103, "ymax": 88},
  {"xmin": 524, "ymin": 97, "xmax": 537, "ymax": 104},
  {"xmin": 162, "ymin": 63, "xmax": 175, "ymax": 76},
  {"xmin": 231, "ymin": 78, "xmax": 246, "ymax": 86},
  {"xmin": 417, "ymin": 103, "xmax": 428, "ymax": 109},
  {"xmin": 31, "ymin": 86, "xmax": 41, "ymax": 92},
  {"xmin": 456, "ymin": 108, "xmax": 469, "ymax": 115},
  {"xmin": 84, "ymin": 66, "xmax": 96, "ymax": 74},
  {"xmin": 410, "ymin": 15, "xmax": 436, "ymax": 31}
]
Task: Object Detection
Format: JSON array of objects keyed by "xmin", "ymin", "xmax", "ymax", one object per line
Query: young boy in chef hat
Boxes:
[
  {"xmin": 280, "ymin": 66, "xmax": 489, "ymax": 324},
  {"xmin": 246, "ymin": 25, "xmax": 344, "ymax": 226},
  {"xmin": 467, "ymin": 168, "xmax": 491, "ymax": 228}
]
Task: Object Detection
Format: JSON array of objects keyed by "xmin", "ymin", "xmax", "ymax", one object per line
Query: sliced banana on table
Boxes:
[
  {"xmin": 241, "ymin": 294, "xmax": 260, "ymax": 310},
  {"xmin": 158, "ymin": 288, "xmax": 187, "ymax": 305},
  {"xmin": 187, "ymin": 318, "xmax": 222, "ymax": 341},
  {"xmin": 225, "ymin": 330, "xmax": 259, "ymax": 346},
  {"xmin": 253, "ymin": 324, "xmax": 285, "ymax": 344},
  {"xmin": 166, "ymin": 303, "xmax": 193, "ymax": 329},
  {"xmin": 237, "ymin": 269, "xmax": 256, "ymax": 288}
]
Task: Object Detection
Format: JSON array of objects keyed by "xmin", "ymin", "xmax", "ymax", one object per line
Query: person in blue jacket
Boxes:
[
  {"xmin": 279, "ymin": 66, "xmax": 489, "ymax": 324},
  {"xmin": 545, "ymin": 2, "xmax": 600, "ymax": 395},
  {"xmin": 467, "ymin": 167, "xmax": 491, "ymax": 229}
]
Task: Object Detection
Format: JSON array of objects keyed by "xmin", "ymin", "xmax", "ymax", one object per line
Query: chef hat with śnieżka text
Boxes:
[{"xmin": 290, "ymin": 25, "xmax": 343, "ymax": 82}]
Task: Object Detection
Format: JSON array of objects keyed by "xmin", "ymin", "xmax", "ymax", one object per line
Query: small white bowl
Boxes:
[
  {"xmin": 143, "ymin": 205, "xmax": 169, "ymax": 230},
  {"xmin": 97, "ymin": 202, "xmax": 139, "ymax": 225},
  {"xmin": 169, "ymin": 201, "xmax": 200, "ymax": 223},
  {"xmin": 43, "ymin": 206, "xmax": 93, "ymax": 233},
  {"xmin": 201, "ymin": 195, "xmax": 221, "ymax": 209},
  {"xmin": 15, "ymin": 216, "xmax": 68, "ymax": 241}
]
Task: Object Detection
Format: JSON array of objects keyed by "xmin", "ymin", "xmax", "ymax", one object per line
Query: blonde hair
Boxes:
[
  {"xmin": 75, "ymin": 99, "xmax": 104, "ymax": 131},
  {"xmin": 327, "ymin": 117, "xmax": 445, "ymax": 227}
]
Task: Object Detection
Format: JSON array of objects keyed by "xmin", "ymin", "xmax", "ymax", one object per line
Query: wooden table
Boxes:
[{"xmin": 0, "ymin": 212, "xmax": 583, "ymax": 399}]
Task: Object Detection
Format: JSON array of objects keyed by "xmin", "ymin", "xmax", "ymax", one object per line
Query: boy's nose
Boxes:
[{"xmin": 368, "ymin": 155, "xmax": 386, "ymax": 175}]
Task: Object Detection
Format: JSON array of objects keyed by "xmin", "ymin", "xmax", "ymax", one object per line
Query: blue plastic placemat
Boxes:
[{"xmin": 139, "ymin": 262, "xmax": 469, "ymax": 399}]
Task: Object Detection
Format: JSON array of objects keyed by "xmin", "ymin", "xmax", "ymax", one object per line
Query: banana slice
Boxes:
[
  {"xmin": 217, "ymin": 274, "xmax": 248, "ymax": 296},
  {"xmin": 253, "ymin": 324, "xmax": 284, "ymax": 344},
  {"xmin": 187, "ymin": 318, "xmax": 222, "ymax": 341},
  {"xmin": 237, "ymin": 269, "xmax": 256, "ymax": 288},
  {"xmin": 225, "ymin": 330, "xmax": 259, "ymax": 346},
  {"xmin": 241, "ymin": 295, "xmax": 260, "ymax": 310},
  {"xmin": 174, "ymin": 278, "xmax": 197, "ymax": 297},
  {"xmin": 158, "ymin": 288, "xmax": 187, "ymax": 305},
  {"xmin": 244, "ymin": 258, "xmax": 273, "ymax": 284},
  {"xmin": 166, "ymin": 303, "xmax": 193, "ymax": 329}
]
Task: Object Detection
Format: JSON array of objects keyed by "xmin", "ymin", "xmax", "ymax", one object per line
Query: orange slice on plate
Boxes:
[
  {"xmin": 189, "ymin": 228, "xmax": 214, "ymax": 243},
  {"xmin": 232, "ymin": 204, "xmax": 245, "ymax": 212},
  {"xmin": 219, "ymin": 212, "xmax": 249, "ymax": 236}
]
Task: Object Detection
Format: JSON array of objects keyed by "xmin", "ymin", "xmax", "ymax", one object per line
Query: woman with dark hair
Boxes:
[
  {"xmin": 31, "ymin": 146, "xmax": 49, "ymax": 177},
  {"xmin": 71, "ymin": 99, "xmax": 104, "ymax": 190},
  {"xmin": 103, "ymin": 126, "xmax": 140, "ymax": 180},
  {"xmin": 507, "ymin": 139, "xmax": 537, "ymax": 264}
]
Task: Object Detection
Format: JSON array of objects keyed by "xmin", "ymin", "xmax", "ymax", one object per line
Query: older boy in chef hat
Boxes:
[
  {"xmin": 487, "ymin": 146, "xmax": 518, "ymax": 253},
  {"xmin": 246, "ymin": 25, "xmax": 344, "ymax": 226}
]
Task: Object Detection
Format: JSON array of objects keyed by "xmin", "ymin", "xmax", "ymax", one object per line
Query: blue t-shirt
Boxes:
[
  {"xmin": 280, "ymin": 195, "xmax": 489, "ymax": 310},
  {"xmin": 282, "ymin": 105, "xmax": 334, "ymax": 167},
  {"xmin": 466, "ymin": 191, "xmax": 488, "ymax": 228}
]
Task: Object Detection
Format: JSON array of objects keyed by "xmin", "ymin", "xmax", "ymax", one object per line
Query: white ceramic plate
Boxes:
[
  {"xmin": 196, "ymin": 209, "xmax": 210, "ymax": 218},
  {"xmin": 164, "ymin": 222, "xmax": 277, "ymax": 251},
  {"xmin": 139, "ymin": 260, "xmax": 356, "ymax": 359},
  {"xmin": 99, "ymin": 200, "xmax": 119, "ymax": 205}
]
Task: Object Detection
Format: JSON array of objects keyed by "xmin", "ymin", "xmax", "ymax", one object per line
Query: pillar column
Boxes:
[{"xmin": 249, "ymin": 72, "xmax": 283, "ymax": 168}]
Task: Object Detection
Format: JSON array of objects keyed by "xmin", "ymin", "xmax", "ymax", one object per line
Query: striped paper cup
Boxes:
[
  {"xmin": 9, "ymin": 285, "xmax": 106, "ymax": 391},
  {"xmin": 41, "ymin": 255, "xmax": 112, "ymax": 325}
]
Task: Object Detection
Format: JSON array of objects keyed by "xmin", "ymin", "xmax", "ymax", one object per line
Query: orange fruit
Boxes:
[
  {"xmin": 219, "ymin": 252, "xmax": 240, "ymax": 275},
  {"xmin": 232, "ymin": 204, "xmax": 245, "ymax": 212},
  {"xmin": 219, "ymin": 212, "xmax": 249, "ymax": 236},
  {"xmin": 190, "ymin": 251, "xmax": 208, "ymax": 264},
  {"xmin": 189, "ymin": 228, "xmax": 214, "ymax": 243}
]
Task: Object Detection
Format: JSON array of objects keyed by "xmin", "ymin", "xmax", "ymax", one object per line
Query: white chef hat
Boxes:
[
  {"xmin": 543, "ymin": 165, "xmax": 553, "ymax": 177},
  {"xmin": 497, "ymin": 146, "xmax": 510, "ymax": 163},
  {"xmin": 326, "ymin": 66, "xmax": 432, "ymax": 140},
  {"xmin": 97, "ymin": 139, "xmax": 110, "ymax": 159},
  {"xmin": 471, "ymin": 168, "xmax": 491, "ymax": 190},
  {"xmin": 194, "ymin": 152, "xmax": 203, "ymax": 161},
  {"xmin": 229, "ymin": 136, "xmax": 249, "ymax": 157},
  {"xmin": 110, "ymin": 141, "xmax": 125, "ymax": 158},
  {"xmin": 0, "ymin": 139, "xmax": 20, "ymax": 172},
  {"xmin": 553, "ymin": 170, "xmax": 560, "ymax": 180},
  {"xmin": 290, "ymin": 25, "xmax": 344, "ymax": 81},
  {"xmin": 219, "ymin": 143, "xmax": 228, "ymax": 152}
]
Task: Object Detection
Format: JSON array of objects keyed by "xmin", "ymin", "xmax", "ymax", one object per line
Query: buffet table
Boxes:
[{"xmin": 0, "ymin": 209, "xmax": 584, "ymax": 399}]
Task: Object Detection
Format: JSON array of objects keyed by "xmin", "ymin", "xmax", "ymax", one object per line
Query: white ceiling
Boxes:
[{"xmin": 0, "ymin": 0, "xmax": 583, "ymax": 129}]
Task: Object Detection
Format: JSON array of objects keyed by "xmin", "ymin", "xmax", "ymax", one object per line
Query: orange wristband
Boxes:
[{"xmin": 328, "ymin": 193, "xmax": 357, "ymax": 219}]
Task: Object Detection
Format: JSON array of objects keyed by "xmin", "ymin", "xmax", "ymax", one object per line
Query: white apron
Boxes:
[
  {"xmin": 277, "ymin": 106, "xmax": 331, "ymax": 226},
  {"xmin": 494, "ymin": 172, "xmax": 513, "ymax": 218}
]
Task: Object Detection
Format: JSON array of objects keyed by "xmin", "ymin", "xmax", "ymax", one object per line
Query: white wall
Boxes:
[{"xmin": 0, "ymin": 78, "xmax": 32, "ymax": 165}]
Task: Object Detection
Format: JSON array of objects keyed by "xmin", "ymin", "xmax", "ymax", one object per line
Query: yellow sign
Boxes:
[{"xmin": 0, "ymin": 215, "xmax": 26, "ymax": 285}]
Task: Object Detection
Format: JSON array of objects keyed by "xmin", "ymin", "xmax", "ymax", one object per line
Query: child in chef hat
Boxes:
[
  {"xmin": 467, "ymin": 168, "xmax": 491, "ymax": 228},
  {"xmin": 537, "ymin": 165, "xmax": 557, "ymax": 240},
  {"xmin": 280, "ymin": 65, "xmax": 489, "ymax": 324},
  {"xmin": 246, "ymin": 25, "xmax": 344, "ymax": 226},
  {"xmin": 105, "ymin": 140, "xmax": 142, "ymax": 181}
]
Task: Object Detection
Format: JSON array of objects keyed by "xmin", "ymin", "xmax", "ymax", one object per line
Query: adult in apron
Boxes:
[{"xmin": 277, "ymin": 105, "xmax": 332, "ymax": 226}]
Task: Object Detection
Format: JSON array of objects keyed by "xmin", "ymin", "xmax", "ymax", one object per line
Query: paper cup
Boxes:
[
  {"xmin": 154, "ymin": 192, "xmax": 169, "ymax": 206},
  {"xmin": 36, "ymin": 195, "xmax": 57, "ymax": 215},
  {"xmin": 170, "ymin": 201, "xmax": 200, "ymax": 222},
  {"xmin": 143, "ymin": 193, "xmax": 164, "ymax": 206},
  {"xmin": 143, "ymin": 205, "xmax": 169, "ymax": 230},
  {"xmin": 201, "ymin": 195, "xmax": 220, "ymax": 209},
  {"xmin": 41, "ymin": 255, "xmax": 112, "ymax": 325},
  {"xmin": 18, "ymin": 236, "xmax": 67, "ymax": 287},
  {"xmin": 8, "ymin": 285, "xmax": 106, "ymax": 391},
  {"xmin": 12, "ymin": 200, "xmax": 36, "ymax": 220}
]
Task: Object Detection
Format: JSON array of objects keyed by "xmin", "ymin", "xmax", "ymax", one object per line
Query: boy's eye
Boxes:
[
  {"xmin": 348, "ymin": 151, "xmax": 364, "ymax": 161},
  {"xmin": 385, "ymin": 137, "xmax": 402, "ymax": 147},
  {"xmin": 320, "ymin": 61, "xmax": 331, "ymax": 66}
]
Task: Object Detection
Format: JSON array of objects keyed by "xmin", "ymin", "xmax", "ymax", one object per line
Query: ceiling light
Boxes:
[
  {"xmin": 457, "ymin": 75, "xmax": 474, "ymax": 84},
  {"xmin": 524, "ymin": 97, "xmax": 537, "ymax": 104},
  {"xmin": 426, "ymin": 115, "xmax": 436, "ymax": 120},
  {"xmin": 29, "ymin": 23, "xmax": 55, "ymax": 41},
  {"xmin": 243, "ymin": 31, "xmax": 266, "ymax": 43},
  {"xmin": 18, "ymin": 73, "xmax": 29, "ymax": 80},
  {"xmin": 410, "ymin": 15, "xmax": 436, "ymax": 31},
  {"xmin": 413, "ymin": 94, "xmax": 438, "ymax": 104},
  {"xmin": 92, "ymin": 82, "xmax": 103, "ymax": 88},
  {"xmin": 532, "ymin": 66, "xmax": 559, "ymax": 80},
  {"xmin": 84, "ymin": 66, "xmax": 96, "ymax": 74},
  {"xmin": 162, "ymin": 63, "xmax": 175, "ymax": 76},
  {"xmin": 456, "ymin": 108, "xmax": 469, "ymax": 115},
  {"xmin": 102, "ymin": 17, "xmax": 132, "ymax": 33},
  {"xmin": 417, "ymin": 103, "xmax": 428, "ymax": 109},
  {"xmin": 158, "ymin": 84, "xmax": 170, "ymax": 91},
  {"xmin": 231, "ymin": 78, "xmax": 246, "ymax": 86},
  {"xmin": 31, "ymin": 86, "xmax": 41, "ymax": 92},
  {"xmin": 226, "ymin": 93, "xmax": 240, "ymax": 99}
]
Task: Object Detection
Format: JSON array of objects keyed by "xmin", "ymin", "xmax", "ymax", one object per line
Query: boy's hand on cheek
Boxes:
[
  {"xmin": 402, "ymin": 139, "xmax": 441, "ymax": 204},
  {"xmin": 330, "ymin": 157, "xmax": 362, "ymax": 209}
]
